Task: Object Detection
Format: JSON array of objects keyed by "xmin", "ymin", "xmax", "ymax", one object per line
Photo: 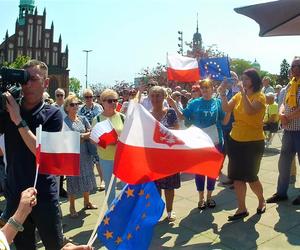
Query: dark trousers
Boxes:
[{"xmin": 4, "ymin": 197, "xmax": 63, "ymax": 250}]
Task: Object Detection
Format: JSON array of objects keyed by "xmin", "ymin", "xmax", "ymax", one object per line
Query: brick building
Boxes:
[{"xmin": 0, "ymin": 0, "xmax": 69, "ymax": 97}]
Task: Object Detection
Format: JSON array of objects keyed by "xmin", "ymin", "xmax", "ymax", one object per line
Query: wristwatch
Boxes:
[
  {"xmin": 7, "ymin": 217, "xmax": 24, "ymax": 232},
  {"xmin": 16, "ymin": 119, "xmax": 27, "ymax": 129}
]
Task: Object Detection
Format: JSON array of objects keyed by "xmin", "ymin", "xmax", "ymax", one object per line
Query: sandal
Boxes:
[
  {"xmin": 69, "ymin": 208, "xmax": 78, "ymax": 218},
  {"xmin": 84, "ymin": 203, "xmax": 98, "ymax": 210},
  {"xmin": 197, "ymin": 200, "xmax": 206, "ymax": 210},
  {"xmin": 206, "ymin": 199, "xmax": 216, "ymax": 208}
]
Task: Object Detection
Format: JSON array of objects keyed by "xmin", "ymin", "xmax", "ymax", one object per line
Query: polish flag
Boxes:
[
  {"xmin": 90, "ymin": 119, "xmax": 118, "ymax": 148},
  {"xmin": 113, "ymin": 102, "xmax": 224, "ymax": 184},
  {"xmin": 36, "ymin": 129, "xmax": 80, "ymax": 176},
  {"xmin": 167, "ymin": 54, "xmax": 200, "ymax": 82}
]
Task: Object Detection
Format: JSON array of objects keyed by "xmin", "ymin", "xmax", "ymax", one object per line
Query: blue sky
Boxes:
[{"xmin": 1, "ymin": 0, "xmax": 300, "ymax": 87}]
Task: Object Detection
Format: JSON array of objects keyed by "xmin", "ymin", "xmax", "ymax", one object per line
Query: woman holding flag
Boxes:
[
  {"xmin": 92, "ymin": 89, "xmax": 125, "ymax": 206},
  {"xmin": 63, "ymin": 95, "xmax": 97, "ymax": 217},
  {"xmin": 169, "ymin": 80, "xmax": 226, "ymax": 210},
  {"xmin": 150, "ymin": 86, "xmax": 181, "ymax": 222}
]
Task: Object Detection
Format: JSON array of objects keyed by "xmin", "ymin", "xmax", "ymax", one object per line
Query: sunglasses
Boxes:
[
  {"xmin": 104, "ymin": 99, "xmax": 118, "ymax": 104},
  {"xmin": 56, "ymin": 94, "xmax": 64, "ymax": 97},
  {"xmin": 84, "ymin": 96, "xmax": 93, "ymax": 99},
  {"xmin": 69, "ymin": 103, "xmax": 79, "ymax": 107},
  {"xmin": 292, "ymin": 64, "xmax": 300, "ymax": 68}
]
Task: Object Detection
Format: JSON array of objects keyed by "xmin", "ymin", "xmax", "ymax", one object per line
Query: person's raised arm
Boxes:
[
  {"xmin": 5, "ymin": 92, "xmax": 37, "ymax": 155},
  {"xmin": 166, "ymin": 96, "xmax": 184, "ymax": 120},
  {"xmin": 217, "ymin": 81, "xmax": 235, "ymax": 113}
]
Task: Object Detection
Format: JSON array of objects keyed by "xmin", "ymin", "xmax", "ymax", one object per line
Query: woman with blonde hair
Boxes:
[
  {"xmin": 92, "ymin": 89, "xmax": 125, "ymax": 205},
  {"xmin": 150, "ymin": 86, "xmax": 181, "ymax": 222},
  {"xmin": 63, "ymin": 95, "xmax": 97, "ymax": 217}
]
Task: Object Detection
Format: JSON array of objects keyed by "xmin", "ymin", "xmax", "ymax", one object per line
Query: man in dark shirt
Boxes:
[{"xmin": 0, "ymin": 60, "xmax": 63, "ymax": 249}]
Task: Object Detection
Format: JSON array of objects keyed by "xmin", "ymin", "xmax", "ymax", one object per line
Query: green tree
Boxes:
[
  {"xmin": 230, "ymin": 58, "xmax": 252, "ymax": 76},
  {"xmin": 69, "ymin": 77, "xmax": 81, "ymax": 96},
  {"xmin": 139, "ymin": 63, "xmax": 167, "ymax": 86},
  {"xmin": 89, "ymin": 82, "xmax": 107, "ymax": 95},
  {"xmin": 2, "ymin": 55, "xmax": 31, "ymax": 69},
  {"xmin": 278, "ymin": 59, "xmax": 290, "ymax": 86}
]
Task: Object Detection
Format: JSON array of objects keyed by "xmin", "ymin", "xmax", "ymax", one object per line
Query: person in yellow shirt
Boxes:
[
  {"xmin": 263, "ymin": 92, "xmax": 279, "ymax": 145},
  {"xmin": 218, "ymin": 68, "xmax": 266, "ymax": 221},
  {"xmin": 92, "ymin": 89, "xmax": 125, "ymax": 206}
]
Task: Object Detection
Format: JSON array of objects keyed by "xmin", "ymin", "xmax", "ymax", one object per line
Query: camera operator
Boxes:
[{"xmin": 0, "ymin": 60, "xmax": 63, "ymax": 249}]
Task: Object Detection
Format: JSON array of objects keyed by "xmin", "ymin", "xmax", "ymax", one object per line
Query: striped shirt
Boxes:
[{"xmin": 282, "ymin": 85, "xmax": 300, "ymax": 131}]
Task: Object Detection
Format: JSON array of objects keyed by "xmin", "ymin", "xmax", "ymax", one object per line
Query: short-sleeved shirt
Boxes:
[
  {"xmin": 182, "ymin": 97, "xmax": 225, "ymax": 145},
  {"xmin": 78, "ymin": 103, "xmax": 103, "ymax": 125},
  {"xmin": 230, "ymin": 92, "xmax": 266, "ymax": 142},
  {"xmin": 282, "ymin": 84, "xmax": 300, "ymax": 131},
  {"xmin": 0, "ymin": 101, "xmax": 63, "ymax": 201},
  {"xmin": 264, "ymin": 102, "xmax": 279, "ymax": 123},
  {"xmin": 92, "ymin": 112, "xmax": 124, "ymax": 161}
]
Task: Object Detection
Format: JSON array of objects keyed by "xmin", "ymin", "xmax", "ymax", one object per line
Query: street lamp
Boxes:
[
  {"xmin": 177, "ymin": 31, "xmax": 183, "ymax": 55},
  {"xmin": 83, "ymin": 49, "xmax": 92, "ymax": 89}
]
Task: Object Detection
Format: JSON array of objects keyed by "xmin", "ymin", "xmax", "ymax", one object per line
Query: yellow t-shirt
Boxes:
[
  {"xmin": 92, "ymin": 112, "xmax": 124, "ymax": 161},
  {"xmin": 230, "ymin": 92, "xmax": 266, "ymax": 142},
  {"xmin": 263, "ymin": 102, "xmax": 279, "ymax": 123}
]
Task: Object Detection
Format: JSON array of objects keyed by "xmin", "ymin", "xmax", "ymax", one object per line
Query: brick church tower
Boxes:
[{"xmin": 0, "ymin": 0, "xmax": 69, "ymax": 97}]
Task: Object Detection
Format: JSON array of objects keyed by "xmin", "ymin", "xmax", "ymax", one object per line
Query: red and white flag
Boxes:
[
  {"xmin": 113, "ymin": 102, "xmax": 224, "ymax": 184},
  {"xmin": 167, "ymin": 54, "xmax": 200, "ymax": 82},
  {"xmin": 90, "ymin": 119, "xmax": 118, "ymax": 148},
  {"xmin": 36, "ymin": 129, "xmax": 80, "ymax": 176}
]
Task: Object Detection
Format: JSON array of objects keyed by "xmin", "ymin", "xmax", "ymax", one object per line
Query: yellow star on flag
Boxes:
[
  {"xmin": 127, "ymin": 233, "xmax": 132, "ymax": 240},
  {"xmin": 146, "ymin": 202, "xmax": 151, "ymax": 207},
  {"xmin": 103, "ymin": 230, "xmax": 113, "ymax": 239},
  {"xmin": 110, "ymin": 204, "xmax": 115, "ymax": 212},
  {"xmin": 145, "ymin": 194, "xmax": 150, "ymax": 199},
  {"xmin": 125, "ymin": 187, "xmax": 135, "ymax": 198},
  {"xmin": 138, "ymin": 189, "xmax": 145, "ymax": 196},
  {"xmin": 135, "ymin": 225, "xmax": 140, "ymax": 231},
  {"xmin": 103, "ymin": 216, "xmax": 110, "ymax": 225},
  {"xmin": 115, "ymin": 236, "xmax": 122, "ymax": 245},
  {"xmin": 142, "ymin": 212, "xmax": 147, "ymax": 219}
]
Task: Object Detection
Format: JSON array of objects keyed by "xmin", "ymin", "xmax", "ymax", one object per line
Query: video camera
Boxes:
[{"xmin": 0, "ymin": 67, "xmax": 30, "ymax": 112}]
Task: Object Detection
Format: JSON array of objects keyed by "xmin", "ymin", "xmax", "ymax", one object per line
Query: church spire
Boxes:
[
  {"xmin": 192, "ymin": 13, "xmax": 202, "ymax": 51},
  {"xmin": 18, "ymin": 0, "xmax": 35, "ymax": 25}
]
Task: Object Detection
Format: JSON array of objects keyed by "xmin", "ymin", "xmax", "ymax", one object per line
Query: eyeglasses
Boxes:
[
  {"xmin": 84, "ymin": 96, "xmax": 93, "ymax": 99},
  {"xmin": 69, "ymin": 103, "xmax": 79, "ymax": 107},
  {"xmin": 104, "ymin": 99, "xmax": 118, "ymax": 104},
  {"xmin": 291, "ymin": 64, "xmax": 300, "ymax": 68},
  {"xmin": 56, "ymin": 94, "xmax": 64, "ymax": 97}
]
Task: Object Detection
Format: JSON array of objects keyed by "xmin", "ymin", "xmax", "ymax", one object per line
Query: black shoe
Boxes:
[
  {"xmin": 292, "ymin": 196, "xmax": 300, "ymax": 205},
  {"xmin": 59, "ymin": 189, "xmax": 68, "ymax": 198},
  {"xmin": 228, "ymin": 211, "xmax": 249, "ymax": 221},
  {"xmin": 266, "ymin": 193, "xmax": 288, "ymax": 203},
  {"xmin": 222, "ymin": 180, "xmax": 234, "ymax": 185},
  {"xmin": 256, "ymin": 206, "xmax": 266, "ymax": 214}
]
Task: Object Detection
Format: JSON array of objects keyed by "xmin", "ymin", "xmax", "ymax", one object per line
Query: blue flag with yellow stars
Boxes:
[
  {"xmin": 199, "ymin": 57, "xmax": 231, "ymax": 81},
  {"xmin": 97, "ymin": 182, "xmax": 165, "ymax": 250}
]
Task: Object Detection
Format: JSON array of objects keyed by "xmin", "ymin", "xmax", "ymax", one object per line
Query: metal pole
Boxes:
[{"xmin": 83, "ymin": 49, "xmax": 92, "ymax": 89}]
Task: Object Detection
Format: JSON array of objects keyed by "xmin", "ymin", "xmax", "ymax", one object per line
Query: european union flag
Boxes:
[
  {"xmin": 199, "ymin": 57, "xmax": 231, "ymax": 81},
  {"xmin": 97, "ymin": 182, "xmax": 165, "ymax": 250}
]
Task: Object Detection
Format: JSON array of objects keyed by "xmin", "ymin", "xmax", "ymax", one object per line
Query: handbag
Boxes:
[
  {"xmin": 202, "ymin": 99, "xmax": 220, "ymax": 145},
  {"xmin": 202, "ymin": 124, "xmax": 219, "ymax": 144}
]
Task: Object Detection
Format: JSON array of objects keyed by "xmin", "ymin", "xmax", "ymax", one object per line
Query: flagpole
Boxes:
[
  {"xmin": 33, "ymin": 125, "xmax": 42, "ymax": 188},
  {"xmin": 87, "ymin": 174, "xmax": 116, "ymax": 246}
]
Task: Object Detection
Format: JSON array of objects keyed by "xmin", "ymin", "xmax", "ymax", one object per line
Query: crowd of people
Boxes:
[{"xmin": 0, "ymin": 56, "xmax": 300, "ymax": 249}]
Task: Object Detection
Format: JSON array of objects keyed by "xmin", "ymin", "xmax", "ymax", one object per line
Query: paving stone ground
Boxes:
[{"xmin": 9, "ymin": 134, "xmax": 300, "ymax": 249}]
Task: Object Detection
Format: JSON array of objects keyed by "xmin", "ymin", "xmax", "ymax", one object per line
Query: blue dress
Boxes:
[
  {"xmin": 154, "ymin": 109, "xmax": 181, "ymax": 190},
  {"xmin": 64, "ymin": 116, "xmax": 97, "ymax": 195}
]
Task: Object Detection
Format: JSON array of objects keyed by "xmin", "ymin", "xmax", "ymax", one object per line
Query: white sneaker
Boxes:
[{"xmin": 167, "ymin": 211, "xmax": 176, "ymax": 222}]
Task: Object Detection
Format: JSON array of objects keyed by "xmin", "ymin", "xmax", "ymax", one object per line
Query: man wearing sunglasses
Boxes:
[
  {"xmin": 0, "ymin": 60, "xmax": 64, "ymax": 249},
  {"xmin": 53, "ymin": 88, "xmax": 68, "ymax": 198},
  {"xmin": 78, "ymin": 89, "xmax": 105, "ymax": 191}
]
